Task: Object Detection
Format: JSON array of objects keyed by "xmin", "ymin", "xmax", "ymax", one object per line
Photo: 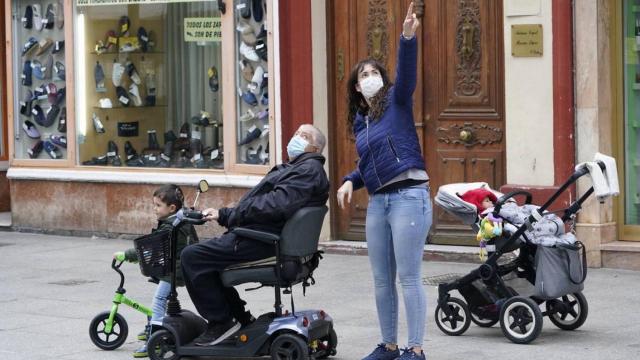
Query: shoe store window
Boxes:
[
  {"xmin": 10, "ymin": 0, "xmax": 68, "ymax": 162},
  {"xmin": 234, "ymin": 0, "xmax": 270, "ymax": 168},
  {"xmin": 71, "ymin": 0, "xmax": 273, "ymax": 172},
  {"xmin": 75, "ymin": 1, "xmax": 224, "ymax": 169}
]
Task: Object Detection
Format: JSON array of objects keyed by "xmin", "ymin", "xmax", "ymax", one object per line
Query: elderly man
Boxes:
[{"xmin": 181, "ymin": 124, "xmax": 330, "ymax": 346}]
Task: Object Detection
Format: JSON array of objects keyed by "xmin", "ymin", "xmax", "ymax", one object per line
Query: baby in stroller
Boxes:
[{"xmin": 432, "ymin": 154, "xmax": 618, "ymax": 344}]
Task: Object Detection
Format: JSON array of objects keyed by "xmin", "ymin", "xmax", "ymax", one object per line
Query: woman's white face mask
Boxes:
[{"xmin": 359, "ymin": 75, "xmax": 384, "ymax": 99}]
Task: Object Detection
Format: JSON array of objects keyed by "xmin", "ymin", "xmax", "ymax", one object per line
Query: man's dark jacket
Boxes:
[{"xmin": 217, "ymin": 152, "xmax": 330, "ymax": 233}]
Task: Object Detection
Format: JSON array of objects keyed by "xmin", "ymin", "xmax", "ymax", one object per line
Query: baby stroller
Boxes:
[{"xmin": 432, "ymin": 155, "xmax": 618, "ymax": 344}]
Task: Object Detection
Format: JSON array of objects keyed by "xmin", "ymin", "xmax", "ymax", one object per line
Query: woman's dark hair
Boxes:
[
  {"xmin": 347, "ymin": 59, "xmax": 392, "ymax": 131},
  {"xmin": 153, "ymin": 184, "xmax": 184, "ymax": 209}
]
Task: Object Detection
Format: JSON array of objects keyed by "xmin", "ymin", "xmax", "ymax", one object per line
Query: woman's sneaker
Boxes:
[
  {"xmin": 397, "ymin": 348, "xmax": 426, "ymax": 360},
  {"xmin": 362, "ymin": 344, "xmax": 400, "ymax": 360}
]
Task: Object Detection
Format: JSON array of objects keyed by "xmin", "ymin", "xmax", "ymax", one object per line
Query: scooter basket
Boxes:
[{"xmin": 134, "ymin": 229, "xmax": 172, "ymax": 278}]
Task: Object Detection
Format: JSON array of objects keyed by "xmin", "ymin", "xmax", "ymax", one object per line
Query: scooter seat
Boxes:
[
  {"xmin": 225, "ymin": 256, "xmax": 276, "ymax": 270},
  {"xmin": 222, "ymin": 206, "xmax": 327, "ymax": 288},
  {"xmin": 221, "ymin": 261, "xmax": 313, "ymax": 287}
]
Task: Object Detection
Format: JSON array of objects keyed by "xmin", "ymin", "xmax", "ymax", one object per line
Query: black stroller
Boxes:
[{"xmin": 432, "ymin": 159, "xmax": 617, "ymax": 344}]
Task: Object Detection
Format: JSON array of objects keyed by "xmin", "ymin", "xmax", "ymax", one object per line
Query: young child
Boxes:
[
  {"xmin": 460, "ymin": 188, "xmax": 498, "ymax": 214},
  {"xmin": 113, "ymin": 184, "xmax": 199, "ymax": 358}
]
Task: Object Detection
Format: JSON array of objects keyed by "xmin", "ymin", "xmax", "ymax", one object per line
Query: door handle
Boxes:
[{"xmin": 371, "ymin": 27, "xmax": 383, "ymax": 61}]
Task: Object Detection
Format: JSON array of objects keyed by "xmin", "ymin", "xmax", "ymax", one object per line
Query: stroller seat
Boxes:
[
  {"xmin": 434, "ymin": 181, "xmax": 502, "ymax": 226},
  {"xmin": 221, "ymin": 206, "xmax": 328, "ymax": 291}
]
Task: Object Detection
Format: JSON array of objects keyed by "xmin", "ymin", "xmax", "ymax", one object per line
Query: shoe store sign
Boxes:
[
  {"xmin": 77, "ymin": 0, "xmax": 208, "ymax": 6},
  {"xmin": 184, "ymin": 18, "xmax": 222, "ymax": 42}
]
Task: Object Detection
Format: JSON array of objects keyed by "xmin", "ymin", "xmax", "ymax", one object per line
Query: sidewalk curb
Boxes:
[{"xmin": 319, "ymin": 241, "xmax": 482, "ymax": 264}]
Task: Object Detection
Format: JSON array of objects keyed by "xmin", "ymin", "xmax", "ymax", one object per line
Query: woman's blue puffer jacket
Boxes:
[{"xmin": 343, "ymin": 36, "xmax": 426, "ymax": 194}]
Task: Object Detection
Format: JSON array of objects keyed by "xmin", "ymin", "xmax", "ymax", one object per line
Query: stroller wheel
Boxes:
[
  {"xmin": 499, "ymin": 296, "xmax": 542, "ymax": 344},
  {"xmin": 547, "ymin": 292, "xmax": 588, "ymax": 330},
  {"xmin": 470, "ymin": 312, "xmax": 499, "ymax": 328},
  {"xmin": 434, "ymin": 297, "xmax": 471, "ymax": 336}
]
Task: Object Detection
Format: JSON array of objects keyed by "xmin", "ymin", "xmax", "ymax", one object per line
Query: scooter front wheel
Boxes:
[
  {"xmin": 270, "ymin": 333, "xmax": 310, "ymax": 360},
  {"xmin": 148, "ymin": 330, "xmax": 179, "ymax": 360},
  {"xmin": 89, "ymin": 311, "xmax": 129, "ymax": 350}
]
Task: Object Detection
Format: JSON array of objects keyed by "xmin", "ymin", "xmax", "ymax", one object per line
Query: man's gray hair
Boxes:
[{"xmin": 301, "ymin": 124, "xmax": 326, "ymax": 153}]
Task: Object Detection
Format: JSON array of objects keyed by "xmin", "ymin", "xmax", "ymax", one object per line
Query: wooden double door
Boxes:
[{"xmin": 328, "ymin": 0, "xmax": 505, "ymax": 245}]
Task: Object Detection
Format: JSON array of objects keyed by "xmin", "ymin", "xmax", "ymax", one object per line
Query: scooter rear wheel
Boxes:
[
  {"xmin": 270, "ymin": 333, "xmax": 310, "ymax": 360},
  {"xmin": 89, "ymin": 311, "xmax": 128, "ymax": 350},
  {"xmin": 148, "ymin": 330, "xmax": 179, "ymax": 360}
]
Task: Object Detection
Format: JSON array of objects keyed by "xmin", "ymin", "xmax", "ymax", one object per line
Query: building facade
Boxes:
[{"xmin": 2, "ymin": 0, "xmax": 639, "ymax": 270}]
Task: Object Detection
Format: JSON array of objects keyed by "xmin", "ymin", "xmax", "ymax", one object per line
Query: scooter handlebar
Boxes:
[{"xmin": 174, "ymin": 208, "xmax": 207, "ymax": 226}]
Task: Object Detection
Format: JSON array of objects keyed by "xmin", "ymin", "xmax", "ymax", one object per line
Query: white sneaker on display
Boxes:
[
  {"xmin": 129, "ymin": 83, "xmax": 143, "ymax": 106},
  {"xmin": 239, "ymin": 42, "xmax": 259, "ymax": 62},
  {"xmin": 112, "ymin": 62, "xmax": 125, "ymax": 87}
]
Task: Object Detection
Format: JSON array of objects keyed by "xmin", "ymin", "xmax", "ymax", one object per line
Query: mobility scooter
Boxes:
[{"xmin": 142, "ymin": 180, "xmax": 337, "ymax": 359}]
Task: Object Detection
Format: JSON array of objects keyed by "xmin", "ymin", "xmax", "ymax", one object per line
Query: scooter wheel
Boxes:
[
  {"xmin": 270, "ymin": 333, "xmax": 310, "ymax": 360},
  {"xmin": 89, "ymin": 310, "xmax": 129, "ymax": 350},
  {"xmin": 148, "ymin": 330, "xmax": 179, "ymax": 360}
]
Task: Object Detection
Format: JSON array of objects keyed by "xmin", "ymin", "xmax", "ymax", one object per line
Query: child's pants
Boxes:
[{"xmin": 151, "ymin": 280, "xmax": 171, "ymax": 325}]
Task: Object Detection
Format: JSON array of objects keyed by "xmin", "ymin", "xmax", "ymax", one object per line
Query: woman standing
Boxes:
[{"xmin": 336, "ymin": 3, "xmax": 432, "ymax": 359}]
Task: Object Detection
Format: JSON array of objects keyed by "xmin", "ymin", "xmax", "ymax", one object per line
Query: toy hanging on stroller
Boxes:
[{"xmin": 432, "ymin": 153, "xmax": 619, "ymax": 344}]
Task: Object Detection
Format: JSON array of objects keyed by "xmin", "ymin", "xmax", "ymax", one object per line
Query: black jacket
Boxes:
[{"xmin": 217, "ymin": 152, "xmax": 330, "ymax": 233}]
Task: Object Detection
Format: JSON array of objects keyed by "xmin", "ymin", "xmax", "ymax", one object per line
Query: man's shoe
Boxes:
[
  {"xmin": 132, "ymin": 343, "xmax": 148, "ymax": 358},
  {"xmin": 193, "ymin": 319, "xmax": 240, "ymax": 346},
  {"xmin": 82, "ymin": 155, "xmax": 108, "ymax": 166},
  {"xmin": 362, "ymin": 344, "xmax": 400, "ymax": 360},
  {"xmin": 397, "ymin": 348, "xmax": 426, "ymax": 360},
  {"xmin": 237, "ymin": 311, "xmax": 256, "ymax": 328},
  {"xmin": 147, "ymin": 130, "xmax": 160, "ymax": 150}
]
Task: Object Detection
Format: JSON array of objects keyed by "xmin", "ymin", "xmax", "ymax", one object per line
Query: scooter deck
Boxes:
[{"xmin": 178, "ymin": 314, "xmax": 273, "ymax": 357}]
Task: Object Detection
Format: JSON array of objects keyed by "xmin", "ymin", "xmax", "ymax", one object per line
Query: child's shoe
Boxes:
[
  {"xmin": 137, "ymin": 324, "xmax": 150, "ymax": 341},
  {"xmin": 397, "ymin": 348, "xmax": 426, "ymax": 360},
  {"xmin": 362, "ymin": 344, "xmax": 400, "ymax": 360},
  {"xmin": 132, "ymin": 343, "xmax": 148, "ymax": 358}
]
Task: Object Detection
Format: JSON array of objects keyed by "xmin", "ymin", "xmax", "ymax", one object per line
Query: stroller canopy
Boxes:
[{"xmin": 434, "ymin": 182, "xmax": 504, "ymax": 225}]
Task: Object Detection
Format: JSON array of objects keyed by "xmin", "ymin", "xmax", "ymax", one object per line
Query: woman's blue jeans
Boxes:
[
  {"xmin": 366, "ymin": 185, "xmax": 432, "ymax": 348},
  {"xmin": 150, "ymin": 280, "xmax": 172, "ymax": 325}
]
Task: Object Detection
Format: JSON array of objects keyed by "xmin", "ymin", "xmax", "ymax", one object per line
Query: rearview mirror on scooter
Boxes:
[{"xmin": 193, "ymin": 179, "xmax": 209, "ymax": 208}]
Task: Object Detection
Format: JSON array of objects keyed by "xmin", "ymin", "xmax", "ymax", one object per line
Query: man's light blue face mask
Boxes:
[{"xmin": 287, "ymin": 135, "xmax": 310, "ymax": 159}]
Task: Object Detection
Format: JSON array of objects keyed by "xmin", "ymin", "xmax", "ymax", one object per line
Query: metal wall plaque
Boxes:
[{"xmin": 511, "ymin": 24, "xmax": 543, "ymax": 57}]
